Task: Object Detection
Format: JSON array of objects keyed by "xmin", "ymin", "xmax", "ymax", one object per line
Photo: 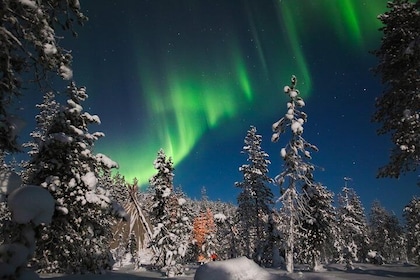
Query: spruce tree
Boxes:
[
  {"xmin": 299, "ymin": 183, "xmax": 336, "ymax": 271},
  {"xmin": 25, "ymin": 83, "xmax": 118, "ymax": 273},
  {"xmin": 212, "ymin": 202, "xmax": 239, "ymax": 260},
  {"xmin": 369, "ymin": 200, "xmax": 405, "ymax": 263},
  {"xmin": 148, "ymin": 149, "xmax": 191, "ymax": 276},
  {"xmin": 336, "ymin": 187, "xmax": 370, "ymax": 270},
  {"xmin": 271, "ymin": 75, "xmax": 320, "ymax": 272},
  {"xmin": 371, "ymin": 0, "xmax": 420, "ymax": 182},
  {"xmin": 236, "ymin": 126, "xmax": 274, "ymax": 262},
  {"xmin": 403, "ymin": 197, "xmax": 420, "ymax": 264}
]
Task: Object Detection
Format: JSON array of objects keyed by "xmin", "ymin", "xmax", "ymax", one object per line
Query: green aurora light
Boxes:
[{"xmin": 98, "ymin": 0, "xmax": 387, "ymax": 187}]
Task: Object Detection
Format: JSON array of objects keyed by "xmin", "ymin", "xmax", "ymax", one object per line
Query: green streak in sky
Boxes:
[
  {"xmin": 232, "ymin": 44, "xmax": 253, "ymax": 102},
  {"xmin": 102, "ymin": 0, "xmax": 387, "ymax": 186},
  {"xmin": 340, "ymin": 0, "xmax": 363, "ymax": 47},
  {"xmin": 109, "ymin": 41, "xmax": 253, "ymax": 186},
  {"xmin": 277, "ymin": 2, "xmax": 312, "ymax": 97},
  {"xmin": 245, "ymin": 3, "xmax": 269, "ymax": 78}
]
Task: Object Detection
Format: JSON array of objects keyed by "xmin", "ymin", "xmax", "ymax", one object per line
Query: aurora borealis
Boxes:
[{"xmin": 23, "ymin": 0, "xmax": 418, "ymax": 214}]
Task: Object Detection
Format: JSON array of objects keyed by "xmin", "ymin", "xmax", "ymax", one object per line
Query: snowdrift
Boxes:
[{"xmin": 194, "ymin": 256, "xmax": 285, "ymax": 280}]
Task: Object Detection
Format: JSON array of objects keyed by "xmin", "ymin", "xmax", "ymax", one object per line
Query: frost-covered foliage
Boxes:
[
  {"xmin": 24, "ymin": 83, "xmax": 118, "ymax": 273},
  {"xmin": 186, "ymin": 192, "xmax": 240, "ymax": 262},
  {"xmin": 148, "ymin": 149, "xmax": 192, "ymax": 276},
  {"xmin": 21, "ymin": 91, "xmax": 60, "ymax": 182},
  {"xmin": 404, "ymin": 196, "xmax": 420, "ymax": 264},
  {"xmin": 0, "ymin": 0, "xmax": 87, "ymax": 152},
  {"xmin": 271, "ymin": 75, "xmax": 321, "ymax": 272},
  {"xmin": 372, "ymin": 0, "xmax": 420, "ymax": 182},
  {"xmin": 236, "ymin": 126, "xmax": 274, "ymax": 263},
  {"xmin": 336, "ymin": 187, "xmax": 370, "ymax": 270},
  {"xmin": 369, "ymin": 200, "xmax": 405, "ymax": 263},
  {"xmin": 193, "ymin": 208, "xmax": 216, "ymax": 262},
  {"xmin": 298, "ymin": 183, "xmax": 336, "ymax": 271},
  {"xmin": 0, "ymin": 169, "xmax": 55, "ymax": 279}
]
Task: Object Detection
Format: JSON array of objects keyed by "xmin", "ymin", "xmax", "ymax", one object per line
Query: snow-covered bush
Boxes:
[{"xmin": 0, "ymin": 170, "xmax": 55, "ymax": 279}]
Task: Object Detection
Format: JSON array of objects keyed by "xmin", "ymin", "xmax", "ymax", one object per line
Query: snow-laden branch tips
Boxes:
[
  {"xmin": 271, "ymin": 75, "xmax": 319, "ymax": 188},
  {"xmin": 272, "ymin": 75, "xmax": 307, "ymax": 143}
]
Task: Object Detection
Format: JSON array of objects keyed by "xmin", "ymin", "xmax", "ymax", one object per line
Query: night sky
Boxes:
[{"xmin": 20, "ymin": 0, "xmax": 419, "ymax": 216}]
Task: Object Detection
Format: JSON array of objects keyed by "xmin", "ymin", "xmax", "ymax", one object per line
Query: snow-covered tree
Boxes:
[
  {"xmin": 369, "ymin": 200, "xmax": 405, "ymax": 263},
  {"xmin": 0, "ymin": 170, "xmax": 55, "ymax": 279},
  {"xmin": 403, "ymin": 197, "xmax": 420, "ymax": 264},
  {"xmin": 271, "ymin": 75, "xmax": 320, "ymax": 272},
  {"xmin": 192, "ymin": 208, "xmax": 216, "ymax": 262},
  {"xmin": 371, "ymin": 0, "xmax": 420, "ymax": 182},
  {"xmin": 298, "ymin": 183, "xmax": 336, "ymax": 271},
  {"xmin": 336, "ymin": 187, "xmax": 370, "ymax": 270},
  {"xmin": 24, "ymin": 83, "xmax": 118, "ymax": 273},
  {"xmin": 21, "ymin": 91, "xmax": 60, "ymax": 183},
  {"xmin": 148, "ymin": 149, "xmax": 192, "ymax": 276},
  {"xmin": 236, "ymin": 125, "xmax": 274, "ymax": 262},
  {"xmin": 0, "ymin": 0, "xmax": 86, "ymax": 152},
  {"xmin": 212, "ymin": 202, "xmax": 239, "ymax": 261},
  {"xmin": 262, "ymin": 210, "xmax": 284, "ymax": 268}
]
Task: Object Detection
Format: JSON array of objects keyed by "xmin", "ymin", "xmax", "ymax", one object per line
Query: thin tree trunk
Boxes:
[{"xmin": 286, "ymin": 191, "xmax": 294, "ymax": 273}]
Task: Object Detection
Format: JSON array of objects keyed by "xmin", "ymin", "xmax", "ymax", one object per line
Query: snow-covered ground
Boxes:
[{"xmin": 40, "ymin": 261, "xmax": 420, "ymax": 280}]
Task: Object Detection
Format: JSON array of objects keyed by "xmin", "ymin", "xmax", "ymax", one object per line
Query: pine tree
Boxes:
[
  {"xmin": 148, "ymin": 149, "xmax": 192, "ymax": 276},
  {"xmin": 0, "ymin": 0, "xmax": 87, "ymax": 152},
  {"xmin": 336, "ymin": 187, "xmax": 370, "ymax": 270},
  {"xmin": 403, "ymin": 197, "xmax": 420, "ymax": 264},
  {"xmin": 369, "ymin": 200, "xmax": 405, "ymax": 263},
  {"xmin": 271, "ymin": 75, "xmax": 320, "ymax": 272},
  {"xmin": 298, "ymin": 183, "xmax": 336, "ymax": 271},
  {"xmin": 236, "ymin": 125, "xmax": 274, "ymax": 262},
  {"xmin": 25, "ymin": 83, "xmax": 118, "ymax": 273},
  {"xmin": 212, "ymin": 202, "xmax": 239, "ymax": 261},
  {"xmin": 371, "ymin": 0, "xmax": 420, "ymax": 182}
]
